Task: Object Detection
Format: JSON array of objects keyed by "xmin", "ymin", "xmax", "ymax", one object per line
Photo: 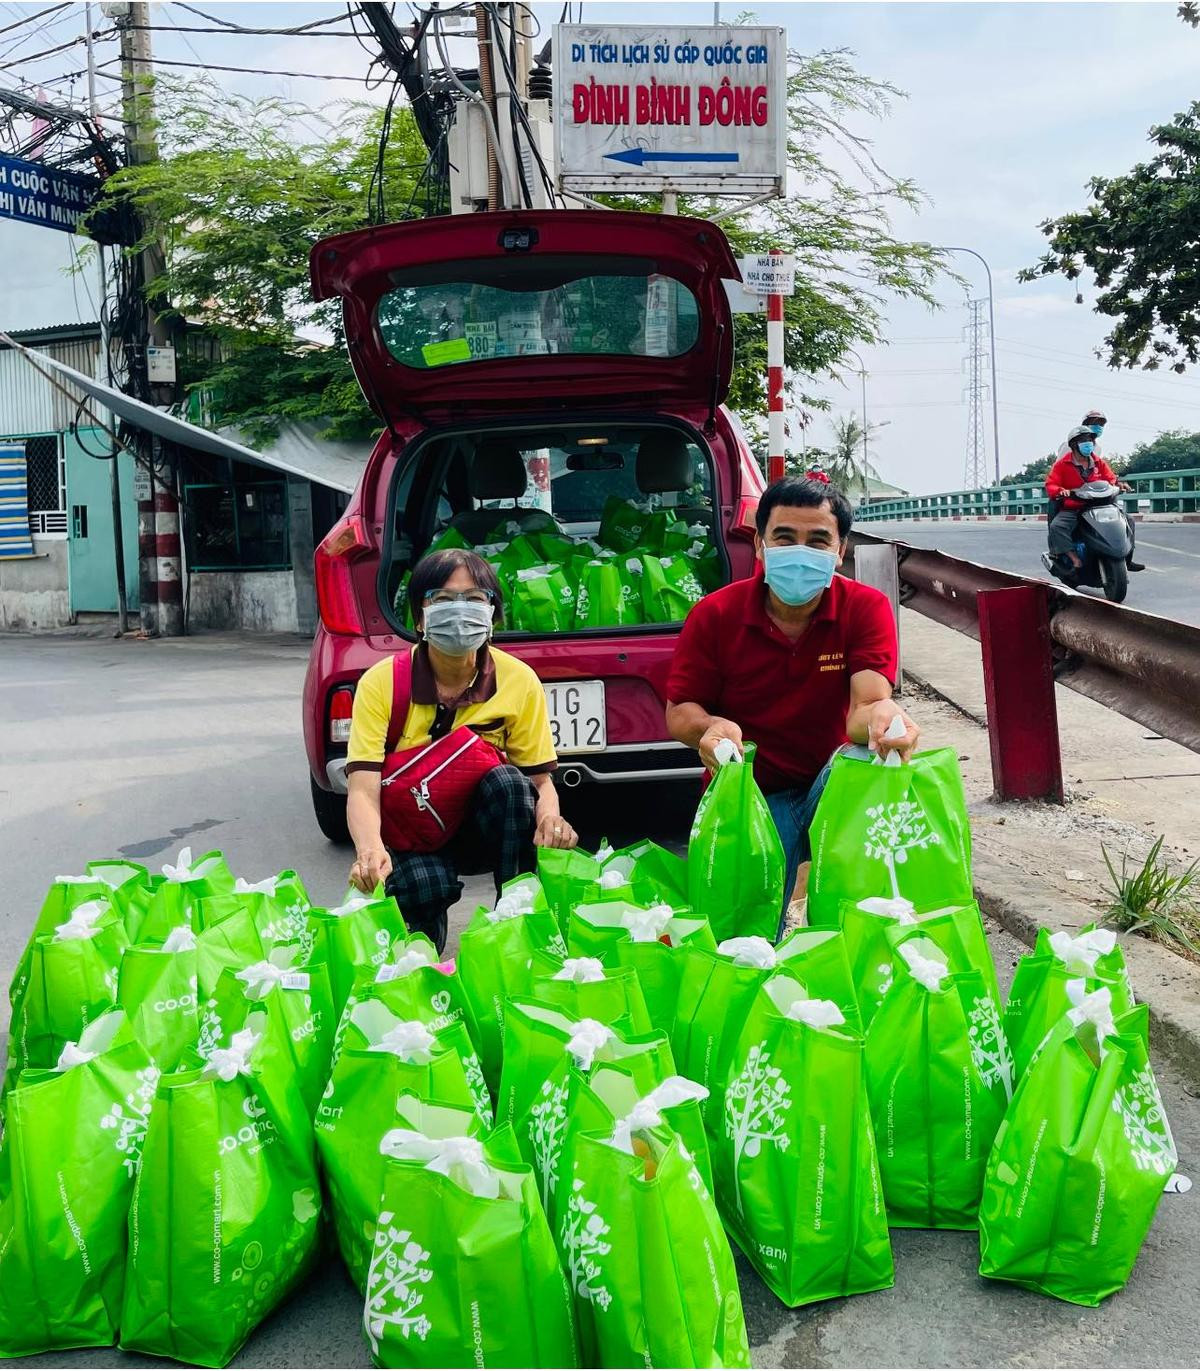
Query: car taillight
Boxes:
[
  {"xmin": 328, "ymin": 686, "xmax": 355, "ymax": 744},
  {"xmin": 315, "ymin": 514, "xmax": 371, "ymax": 634},
  {"xmin": 731, "ymin": 496, "xmax": 760, "ymax": 541}
]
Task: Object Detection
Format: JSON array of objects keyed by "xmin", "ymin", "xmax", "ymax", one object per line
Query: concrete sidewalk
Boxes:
[{"xmin": 900, "ymin": 607, "xmax": 1200, "ymax": 1087}]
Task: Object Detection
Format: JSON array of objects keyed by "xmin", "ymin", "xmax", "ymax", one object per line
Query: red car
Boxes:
[{"xmin": 302, "ymin": 209, "xmax": 766, "ymax": 842}]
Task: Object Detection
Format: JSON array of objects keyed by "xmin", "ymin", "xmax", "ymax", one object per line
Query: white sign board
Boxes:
[
  {"xmin": 739, "ymin": 253, "xmax": 796, "ymax": 295},
  {"xmin": 146, "ymin": 345, "xmax": 176, "ymax": 384},
  {"xmin": 555, "ymin": 24, "xmax": 786, "ymax": 195}
]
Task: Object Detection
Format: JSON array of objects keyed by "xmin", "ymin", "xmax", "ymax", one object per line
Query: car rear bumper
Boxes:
[
  {"xmin": 553, "ymin": 742, "xmax": 703, "ymax": 787},
  {"xmin": 323, "ymin": 743, "xmax": 701, "ymax": 796}
]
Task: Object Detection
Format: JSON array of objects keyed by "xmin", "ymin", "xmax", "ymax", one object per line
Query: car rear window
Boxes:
[{"xmin": 376, "ymin": 257, "xmax": 700, "ymax": 369}]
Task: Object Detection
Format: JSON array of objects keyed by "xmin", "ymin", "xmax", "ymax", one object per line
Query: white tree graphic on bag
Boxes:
[
  {"xmin": 528, "ymin": 1077, "xmax": 570, "ymax": 1206},
  {"xmin": 1113, "ymin": 1067, "xmax": 1176, "ymax": 1175},
  {"xmin": 723, "ymin": 1043, "xmax": 791, "ymax": 1216},
  {"xmin": 967, "ymin": 996, "xmax": 1015, "ymax": 1101},
  {"xmin": 99, "ymin": 1065, "xmax": 161, "ymax": 1177},
  {"xmin": 363, "ymin": 1213, "xmax": 433, "ymax": 1355},
  {"xmin": 863, "ymin": 800, "xmax": 942, "ymax": 901},
  {"xmin": 462, "ymin": 1050, "xmax": 493, "ymax": 1129},
  {"xmin": 560, "ymin": 1178, "xmax": 613, "ymax": 1312}
]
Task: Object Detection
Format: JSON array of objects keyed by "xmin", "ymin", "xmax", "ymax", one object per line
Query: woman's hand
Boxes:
[
  {"xmin": 534, "ymin": 813, "xmax": 579, "ymax": 849},
  {"xmin": 349, "ymin": 845, "xmax": 392, "ymax": 894}
]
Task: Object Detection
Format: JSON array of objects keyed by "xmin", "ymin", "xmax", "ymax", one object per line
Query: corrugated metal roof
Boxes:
[
  {"xmin": 17, "ymin": 346, "xmax": 362, "ymax": 493},
  {"xmin": 0, "ymin": 336, "xmax": 101, "ymax": 436}
]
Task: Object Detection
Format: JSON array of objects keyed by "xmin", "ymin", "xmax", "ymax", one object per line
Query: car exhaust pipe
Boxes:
[{"xmin": 560, "ymin": 768, "xmax": 583, "ymax": 788}]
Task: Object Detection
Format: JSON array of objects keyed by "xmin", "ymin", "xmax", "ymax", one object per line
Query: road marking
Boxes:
[{"xmin": 1135, "ymin": 539, "xmax": 1200, "ymax": 561}]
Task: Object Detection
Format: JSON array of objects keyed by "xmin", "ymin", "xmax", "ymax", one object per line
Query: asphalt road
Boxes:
[
  {"xmin": 1, "ymin": 635, "xmax": 1197, "ymax": 1368},
  {"xmin": 858, "ymin": 519, "xmax": 1200, "ymax": 626}
]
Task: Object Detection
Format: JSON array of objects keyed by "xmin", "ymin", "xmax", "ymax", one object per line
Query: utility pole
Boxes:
[
  {"xmin": 86, "ymin": 2, "xmax": 128, "ymax": 634},
  {"xmin": 117, "ymin": 0, "xmax": 183, "ymax": 635}
]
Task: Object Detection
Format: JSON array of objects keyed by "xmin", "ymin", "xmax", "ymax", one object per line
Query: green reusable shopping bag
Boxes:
[
  {"xmin": 317, "ymin": 1006, "xmax": 492, "ymax": 1292},
  {"xmin": 308, "ymin": 888, "xmax": 409, "ymax": 1014},
  {"xmin": 4, "ymin": 912, "xmax": 126, "ymax": 1100},
  {"xmin": 347, "ymin": 932, "xmax": 479, "ymax": 1046},
  {"xmin": 574, "ymin": 1064, "xmax": 713, "ymax": 1196},
  {"xmin": 128, "ymin": 847, "xmax": 236, "ymax": 943},
  {"xmin": 364, "ymin": 1124, "xmax": 579, "ymax": 1370},
  {"xmin": 641, "ymin": 552, "xmax": 707, "ymax": 623},
  {"xmin": 509, "ymin": 562, "xmax": 577, "ymax": 632},
  {"xmin": 688, "ymin": 743, "xmax": 786, "ymax": 943},
  {"xmin": 428, "ymin": 525, "xmax": 472, "ymax": 553},
  {"xmin": 527, "ymin": 952, "xmax": 654, "ymax": 1039},
  {"xmin": 575, "ymin": 557, "xmax": 640, "ymax": 628},
  {"xmin": 206, "ymin": 957, "xmax": 337, "ymax": 1118},
  {"xmin": 839, "ymin": 898, "xmax": 1001, "ymax": 1031},
  {"xmin": 494, "ymin": 530, "xmax": 547, "ymax": 572},
  {"xmin": 864, "ymin": 939, "xmax": 1012, "ymax": 1228},
  {"xmin": 597, "ymin": 494, "xmax": 652, "ymax": 553},
  {"xmin": 807, "ymin": 748, "xmax": 974, "ymax": 928},
  {"xmin": 978, "ymin": 993, "xmax": 1177, "ymax": 1306},
  {"xmin": 9, "ymin": 863, "xmax": 149, "ymax": 1009},
  {"xmin": 457, "ymin": 899, "xmax": 567, "ymax": 1090},
  {"xmin": 496, "ymin": 999, "xmax": 677, "ymax": 1222},
  {"xmin": 567, "ymin": 901, "xmax": 716, "ymax": 1035},
  {"xmin": 119, "ymin": 1014, "xmax": 321, "ymax": 1368},
  {"xmin": 117, "ymin": 935, "xmax": 201, "ymax": 1071},
  {"xmin": 561, "ymin": 1118, "xmax": 750, "ymax": 1370},
  {"xmin": 0, "ymin": 1013, "xmax": 158, "ymax": 1358},
  {"xmin": 1004, "ymin": 925, "xmax": 1135, "ymax": 1081},
  {"xmin": 714, "ymin": 975, "xmax": 892, "ymax": 1307}
]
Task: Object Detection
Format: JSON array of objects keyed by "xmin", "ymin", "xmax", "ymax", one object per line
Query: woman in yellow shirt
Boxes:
[{"xmin": 345, "ymin": 548, "xmax": 578, "ymax": 951}]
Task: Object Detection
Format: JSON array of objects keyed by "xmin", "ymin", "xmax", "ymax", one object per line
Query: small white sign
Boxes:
[
  {"xmin": 133, "ymin": 468, "xmax": 151, "ymax": 501},
  {"xmin": 147, "ymin": 345, "xmax": 176, "ymax": 383},
  {"xmin": 723, "ymin": 278, "xmax": 767, "ymax": 315},
  {"xmin": 739, "ymin": 254, "xmax": 795, "ymax": 295}
]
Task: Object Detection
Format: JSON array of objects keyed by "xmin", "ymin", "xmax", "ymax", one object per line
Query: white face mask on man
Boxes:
[{"xmin": 422, "ymin": 599, "xmax": 494, "ymax": 656}]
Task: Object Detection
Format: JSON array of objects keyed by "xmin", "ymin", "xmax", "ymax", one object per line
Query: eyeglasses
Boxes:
[{"xmin": 424, "ymin": 589, "xmax": 495, "ymax": 605}]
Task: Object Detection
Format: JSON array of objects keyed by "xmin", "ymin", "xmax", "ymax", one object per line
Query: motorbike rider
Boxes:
[{"xmin": 1045, "ymin": 425, "xmax": 1143, "ymax": 573}]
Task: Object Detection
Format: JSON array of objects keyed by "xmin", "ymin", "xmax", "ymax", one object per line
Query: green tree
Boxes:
[
  {"xmin": 1120, "ymin": 429, "xmax": 1200, "ymax": 475},
  {"xmin": 787, "ymin": 414, "xmax": 885, "ymax": 495},
  {"xmin": 1000, "ymin": 454, "xmax": 1056, "ymax": 485},
  {"xmin": 87, "ymin": 78, "xmax": 429, "ymax": 443}
]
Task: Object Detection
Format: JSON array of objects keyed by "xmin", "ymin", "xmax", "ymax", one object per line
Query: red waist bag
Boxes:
[{"xmin": 378, "ymin": 650, "xmax": 504, "ymax": 853}]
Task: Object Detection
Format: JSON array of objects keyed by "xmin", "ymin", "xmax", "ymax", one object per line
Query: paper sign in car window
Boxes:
[
  {"xmin": 465, "ymin": 322, "xmax": 498, "ymax": 359},
  {"xmin": 421, "ymin": 338, "xmax": 473, "ymax": 367}
]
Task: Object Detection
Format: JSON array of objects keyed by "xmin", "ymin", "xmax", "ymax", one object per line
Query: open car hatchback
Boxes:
[{"xmin": 302, "ymin": 209, "xmax": 766, "ymax": 842}]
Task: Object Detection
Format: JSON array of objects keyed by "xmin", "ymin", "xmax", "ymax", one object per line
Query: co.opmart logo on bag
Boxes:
[
  {"xmin": 153, "ymin": 975, "xmax": 199, "ymax": 1015},
  {"xmin": 219, "ymin": 1093, "xmax": 278, "ymax": 1157}
]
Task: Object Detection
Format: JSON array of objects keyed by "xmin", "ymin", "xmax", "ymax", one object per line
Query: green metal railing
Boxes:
[{"xmin": 854, "ymin": 468, "xmax": 1200, "ymax": 522}]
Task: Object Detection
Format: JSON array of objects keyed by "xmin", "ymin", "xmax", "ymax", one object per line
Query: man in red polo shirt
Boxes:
[{"xmin": 666, "ymin": 475, "xmax": 920, "ymax": 913}]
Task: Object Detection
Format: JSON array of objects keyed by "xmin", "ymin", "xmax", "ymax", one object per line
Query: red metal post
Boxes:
[
  {"xmin": 977, "ymin": 585, "xmax": 1064, "ymax": 802},
  {"xmin": 766, "ymin": 247, "xmax": 785, "ymax": 483}
]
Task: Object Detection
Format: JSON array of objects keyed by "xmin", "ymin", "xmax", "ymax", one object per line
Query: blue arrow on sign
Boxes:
[{"xmin": 603, "ymin": 148, "xmax": 740, "ymax": 166}]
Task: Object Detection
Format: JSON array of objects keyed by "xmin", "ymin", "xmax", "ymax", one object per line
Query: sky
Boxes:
[{"xmin": 3, "ymin": 0, "xmax": 1200, "ymax": 493}]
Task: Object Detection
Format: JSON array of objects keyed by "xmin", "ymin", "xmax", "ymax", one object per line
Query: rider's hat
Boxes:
[{"xmin": 1066, "ymin": 424, "xmax": 1096, "ymax": 447}]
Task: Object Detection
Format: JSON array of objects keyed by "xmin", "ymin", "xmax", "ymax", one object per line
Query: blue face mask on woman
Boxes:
[
  {"xmin": 762, "ymin": 543, "xmax": 838, "ymax": 606},
  {"xmin": 1077, "ymin": 441, "xmax": 1095, "ymax": 459}
]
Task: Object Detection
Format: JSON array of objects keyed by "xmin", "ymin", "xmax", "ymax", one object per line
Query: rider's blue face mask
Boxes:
[
  {"xmin": 1077, "ymin": 441, "xmax": 1095, "ymax": 458},
  {"xmin": 1088, "ymin": 423, "xmax": 1104, "ymax": 436}
]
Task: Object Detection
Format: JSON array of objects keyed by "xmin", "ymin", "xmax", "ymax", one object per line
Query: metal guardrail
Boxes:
[
  {"xmin": 854, "ymin": 467, "xmax": 1200, "ymax": 522},
  {"xmin": 849, "ymin": 530, "xmax": 1200, "ymax": 757}
]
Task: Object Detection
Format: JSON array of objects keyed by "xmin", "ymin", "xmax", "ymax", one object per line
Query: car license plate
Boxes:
[{"xmin": 544, "ymin": 680, "xmax": 606, "ymax": 753}]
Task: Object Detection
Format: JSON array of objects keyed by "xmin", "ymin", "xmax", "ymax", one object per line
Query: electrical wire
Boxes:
[
  {"xmin": 431, "ymin": 8, "xmax": 516, "ymax": 207},
  {"xmin": 0, "ymin": 0, "xmax": 74, "ymax": 63},
  {"xmin": 0, "ymin": 2, "xmax": 69, "ymax": 40},
  {"xmin": 174, "ymin": 4, "xmax": 356, "ymax": 36},
  {"xmin": 93, "ymin": 54, "xmax": 373, "ymax": 82},
  {"xmin": 0, "ymin": 27, "xmax": 115, "ymax": 72}
]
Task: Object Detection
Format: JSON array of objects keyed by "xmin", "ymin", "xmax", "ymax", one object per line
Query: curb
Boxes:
[{"xmin": 974, "ymin": 848, "xmax": 1200, "ymax": 1094}]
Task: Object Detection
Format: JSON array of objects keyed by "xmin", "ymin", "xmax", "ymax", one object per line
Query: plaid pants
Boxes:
[{"xmin": 385, "ymin": 764, "xmax": 538, "ymax": 953}]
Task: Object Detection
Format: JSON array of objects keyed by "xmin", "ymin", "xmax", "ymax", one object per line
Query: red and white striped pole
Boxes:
[{"xmin": 766, "ymin": 246, "xmax": 786, "ymax": 483}]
